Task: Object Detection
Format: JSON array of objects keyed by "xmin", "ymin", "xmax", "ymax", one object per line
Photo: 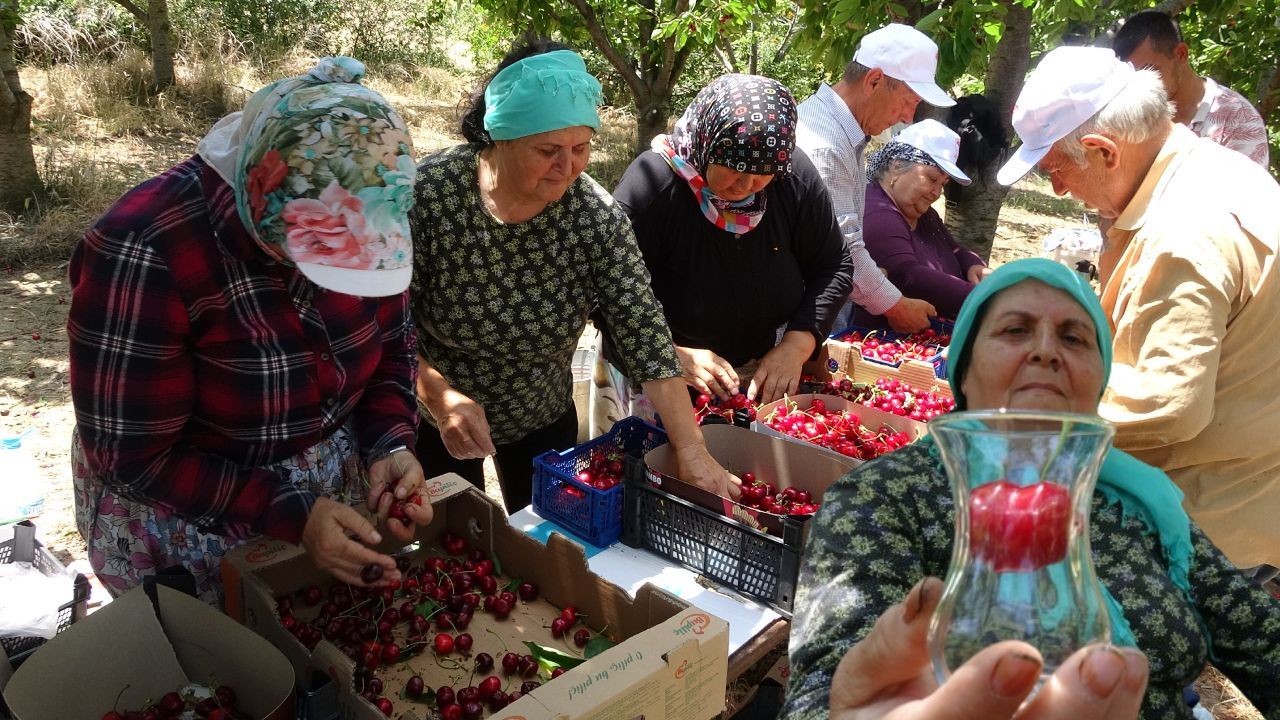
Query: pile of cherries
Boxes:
[
  {"xmin": 100, "ymin": 685, "xmax": 242, "ymax": 720},
  {"xmin": 274, "ymin": 532, "xmax": 598, "ymax": 718},
  {"xmin": 818, "ymin": 376, "xmax": 955, "ymax": 423},
  {"xmin": 569, "ymin": 447, "xmax": 626, "ymax": 494},
  {"xmin": 762, "ymin": 397, "xmax": 913, "ymax": 461},
  {"xmin": 692, "ymin": 391, "xmax": 756, "ymax": 425},
  {"xmin": 833, "ymin": 327, "xmax": 950, "ymax": 366},
  {"xmin": 736, "ymin": 471, "xmax": 820, "ymax": 516}
]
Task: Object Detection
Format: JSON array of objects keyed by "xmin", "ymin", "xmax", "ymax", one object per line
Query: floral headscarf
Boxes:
[
  {"xmin": 652, "ymin": 74, "xmax": 796, "ymax": 234},
  {"xmin": 197, "ymin": 57, "xmax": 414, "ymax": 297}
]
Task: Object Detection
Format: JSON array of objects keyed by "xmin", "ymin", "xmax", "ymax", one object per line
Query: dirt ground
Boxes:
[{"xmin": 0, "ymin": 146, "xmax": 1261, "ymax": 717}]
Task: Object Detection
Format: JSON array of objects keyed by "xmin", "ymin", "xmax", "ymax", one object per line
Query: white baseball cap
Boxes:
[
  {"xmin": 853, "ymin": 24, "xmax": 955, "ymax": 108},
  {"xmin": 895, "ymin": 119, "xmax": 971, "ymax": 185},
  {"xmin": 997, "ymin": 46, "xmax": 1137, "ymax": 185}
]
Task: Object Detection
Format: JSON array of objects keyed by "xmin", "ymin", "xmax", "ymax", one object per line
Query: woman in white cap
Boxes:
[
  {"xmin": 854, "ymin": 119, "xmax": 990, "ymax": 329},
  {"xmin": 409, "ymin": 41, "xmax": 738, "ymax": 516},
  {"xmin": 69, "ymin": 58, "xmax": 428, "ymax": 607}
]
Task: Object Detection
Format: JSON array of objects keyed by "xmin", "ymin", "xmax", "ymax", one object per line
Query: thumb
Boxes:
[
  {"xmin": 746, "ymin": 373, "xmax": 763, "ymax": 402},
  {"xmin": 330, "ymin": 501, "xmax": 381, "ymax": 545},
  {"xmin": 831, "ymin": 577, "xmax": 943, "ymax": 707},
  {"xmin": 907, "ymin": 641, "xmax": 1042, "ymax": 720}
]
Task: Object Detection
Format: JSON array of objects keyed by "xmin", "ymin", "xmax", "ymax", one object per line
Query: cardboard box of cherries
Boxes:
[{"xmin": 222, "ymin": 474, "xmax": 730, "ymax": 720}]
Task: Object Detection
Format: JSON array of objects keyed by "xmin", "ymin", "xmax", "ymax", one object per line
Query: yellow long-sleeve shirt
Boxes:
[{"xmin": 1100, "ymin": 125, "xmax": 1280, "ymax": 568}]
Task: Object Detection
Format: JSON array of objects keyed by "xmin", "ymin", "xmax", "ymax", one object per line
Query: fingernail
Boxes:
[
  {"xmin": 395, "ymin": 486, "xmax": 407, "ymax": 499},
  {"xmin": 370, "ymin": 531, "xmax": 382, "ymax": 543},
  {"xmin": 903, "ymin": 580, "xmax": 930, "ymax": 623},
  {"xmin": 991, "ymin": 652, "xmax": 1041, "ymax": 698},
  {"xmin": 1080, "ymin": 646, "xmax": 1125, "ymax": 698},
  {"xmin": 1120, "ymin": 649, "xmax": 1148, "ymax": 691}
]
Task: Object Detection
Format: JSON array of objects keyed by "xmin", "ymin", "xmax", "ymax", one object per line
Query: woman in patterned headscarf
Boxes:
[
  {"xmin": 853, "ymin": 119, "xmax": 989, "ymax": 330},
  {"xmin": 69, "ymin": 58, "xmax": 427, "ymax": 607},
  {"xmin": 595, "ymin": 74, "xmax": 852, "ymax": 434},
  {"xmin": 409, "ymin": 41, "xmax": 739, "ymax": 516}
]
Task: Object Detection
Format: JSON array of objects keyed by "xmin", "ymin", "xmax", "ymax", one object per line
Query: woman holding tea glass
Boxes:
[{"xmin": 781, "ymin": 259, "xmax": 1280, "ymax": 719}]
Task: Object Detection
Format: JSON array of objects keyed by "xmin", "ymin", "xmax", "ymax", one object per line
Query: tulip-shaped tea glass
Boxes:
[{"xmin": 927, "ymin": 410, "xmax": 1114, "ymax": 691}]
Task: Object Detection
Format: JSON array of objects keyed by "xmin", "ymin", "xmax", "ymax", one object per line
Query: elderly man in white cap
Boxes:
[
  {"xmin": 999, "ymin": 45, "xmax": 1280, "ymax": 583},
  {"xmin": 797, "ymin": 23, "xmax": 956, "ymax": 334}
]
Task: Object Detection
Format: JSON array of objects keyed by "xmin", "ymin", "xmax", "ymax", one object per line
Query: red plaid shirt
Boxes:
[{"xmin": 68, "ymin": 156, "xmax": 417, "ymax": 544}]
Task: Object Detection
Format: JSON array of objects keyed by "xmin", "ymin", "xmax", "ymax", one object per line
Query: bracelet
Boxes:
[{"xmin": 369, "ymin": 444, "xmax": 411, "ymax": 465}]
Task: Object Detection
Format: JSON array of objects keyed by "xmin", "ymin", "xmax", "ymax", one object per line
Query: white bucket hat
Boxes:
[
  {"xmin": 895, "ymin": 119, "xmax": 971, "ymax": 185},
  {"xmin": 997, "ymin": 46, "xmax": 1137, "ymax": 185},
  {"xmin": 853, "ymin": 24, "xmax": 955, "ymax": 108}
]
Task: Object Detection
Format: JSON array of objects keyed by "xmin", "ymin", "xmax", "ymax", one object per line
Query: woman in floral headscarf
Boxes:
[
  {"xmin": 69, "ymin": 58, "xmax": 427, "ymax": 607},
  {"xmin": 594, "ymin": 74, "xmax": 852, "ymax": 434}
]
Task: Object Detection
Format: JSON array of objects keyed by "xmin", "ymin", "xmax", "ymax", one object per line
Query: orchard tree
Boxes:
[
  {"xmin": 113, "ymin": 0, "xmax": 175, "ymax": 89},
  {"xmin": 475, "ymin": 0, "xmax": 782, "ymax": 152},
  {"xmin": 0, "ymin": 0, "xmax": 40, "ymax": 212}
]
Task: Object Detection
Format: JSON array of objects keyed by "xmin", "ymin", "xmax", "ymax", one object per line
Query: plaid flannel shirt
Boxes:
[{"xmin": 68, "ymin": 156, "xmax": 417, "ymax": 544}]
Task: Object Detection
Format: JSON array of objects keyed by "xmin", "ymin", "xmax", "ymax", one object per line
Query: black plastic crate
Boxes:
[
  {"xmin": 621, "ymin": 463, "xmax": 809, "ymax": 616},
  {"xmin": 0, "ymin": 521, "xmax": 90, "ymax": 663},
  {"xmin": 532, "ymin": 417, "xmax": 668, "ymax": 547}
]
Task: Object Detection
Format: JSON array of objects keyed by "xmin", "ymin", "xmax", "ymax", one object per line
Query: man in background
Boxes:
[
  {"xmin": 796, "ymin": 23, "xmax": 955, "ymax": 333},
  {"xmin": 1113, "ymin": 9, "xmax": 1270, "ymax": 167}
]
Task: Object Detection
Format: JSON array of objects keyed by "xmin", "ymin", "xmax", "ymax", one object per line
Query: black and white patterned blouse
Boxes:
[
  {"xmin": 409, "ymin": 144, "xmax": 681, "ymax": 444},
  {"xmin": 783, "ymin": 442, "xmax": 1280, "ymax": 720}
]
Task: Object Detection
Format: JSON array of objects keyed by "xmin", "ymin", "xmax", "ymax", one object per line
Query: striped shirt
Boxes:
[
  {"xmin": 797, "ymin": 83, "xmax": 902, "ymax": 315},
  {"xmin": 68, "ymin": 156, "xmax": 418, "ymax": 543}
]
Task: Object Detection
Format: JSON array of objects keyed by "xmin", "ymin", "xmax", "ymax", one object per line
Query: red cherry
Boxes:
[
  {"xmin": 490, "ymin": 597, "xmax": 512, "ymax": 619},
  {"xmin": 434, "ymin": 632, "xmax": 455, "ymax": 655},
  {"xmin": 560, "ymin": 606, "xmax": 577, "ymax": 625},
  {"xmin": 375, "ymin": 697, "xmax": 394, "ymax": 716},
  {"xmin": 550, "ymin": 617, "xmax": 568, "ymax": 637},
  {"xmin": 573, "ymin": 628, "xmax": 591, "ymax": 647},
  {"xmin": 436, "ymin": 686, "xmax": 456, "ymax": 707},
  {"xmin": 380, "ymin": 642, "xmax": 401, "ymax": 664},
  {"xmin": 475, "ymin": 652, "xmax": 495, "ymax": 673},
  {"xmin": 969, "ymin": 481, "xmax": 1071, "ymax": 572},
  {"xmin": 441, "ymin": 703, "xmax": 463, "ymax": 720},
  {"xmin": 501, "ymin": 651, "xmax": 520, "ymax": 675},
  {"xmin": 478, "ymin": 675, "xmax": 502, "ymax": 699},
  {"xmin": 102, "ymin": 714, "xmax": 125, "ymax": 720},
  {"xmin": 455, "ymin": 632, "xmax": 473, "ymax": 653}
]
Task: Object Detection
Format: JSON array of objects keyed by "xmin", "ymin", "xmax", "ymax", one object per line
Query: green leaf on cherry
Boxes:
[
  {"xmin": 523, "ymin": 640, "xmax": 585, "ymax": 671},
  {"xmin": 584, "ymin": 635, "xmax": 615, "ymax": 659},
  {"xmin": 491, "ymin": 553, "xmax": 505, "ymax": 577},
  {"xmin": 505, "ymin": 576, "xmax": 522, "ymax": 592},
  {"xmin": 414, "ymin": 599, "xmax": 438, "ymax": 618}
]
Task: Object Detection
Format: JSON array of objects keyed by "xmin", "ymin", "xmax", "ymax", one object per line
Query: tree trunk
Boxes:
[
  {"xmin": 1258, "ymin": 63, "xmax": 1279, "ymax": 125},
  {"xmin": 634, "ymin": 94, "xmax": 669, "ymax": 153},
  {"xmin": 147, "ymin": 0, "xmax": 175, "ymax": 90},
  {"xmin": 944, "ymin": 0, "xmax": 1031, "ymax": 261},
  {"xmin": 0, "ymin": 18, "xmax": 41, "ymax": 212}
]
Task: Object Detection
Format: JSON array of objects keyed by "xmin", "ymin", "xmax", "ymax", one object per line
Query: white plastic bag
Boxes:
[{"xmin": 0, "ymin": 561, "xmax": 72, "ymax": 640}]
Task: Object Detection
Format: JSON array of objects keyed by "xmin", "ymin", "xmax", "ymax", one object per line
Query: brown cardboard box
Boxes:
[
  {"xmin": 222, "ymin": 474, "xmax": 730, "ymax": 720},
  {"xmin": 825, "ymin": 339, "xmax": 953, "ymax": 396},
  {"xmin": 2, "ymin": 584, "xmax": 295, "ymax": 719},
  {"xmin": 641, "ymin": 424, "xmax": 856, "ymax": 535},
  {"xmin": 753, "ymin": 393, "xmax": 927, "ymax": 462}
]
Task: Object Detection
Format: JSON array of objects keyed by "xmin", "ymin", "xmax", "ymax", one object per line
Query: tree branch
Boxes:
[
  {"xmin": 654, "ymin": 0, "xmax": 689, "ymax": 93},
  {"xmin": 565, "ymin": 0, "xmax": 645, "ymax": 97},
  {"xmin": 1153, "ymin": 0, "xmax": 1196, "ymax": 14},
  {"xmin": 1259, "ymin": 63, "xmax": 1280, "ymax": 124},
  {"xmin": 772, "ymin": 14, "xmax": 801, "ymax": 64},
  {"xmin": 713, "ymin": 33, "xmax": 738, "ymax": 73},
  {"xmin": 112, "ymin": 0, "xmax": 148, "ymax": 22}
]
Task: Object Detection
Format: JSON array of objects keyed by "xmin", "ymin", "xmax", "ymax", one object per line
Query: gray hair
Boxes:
[{"xmin": 1053, "ymin": 69, "xmax": 1173, "ymax": 165}]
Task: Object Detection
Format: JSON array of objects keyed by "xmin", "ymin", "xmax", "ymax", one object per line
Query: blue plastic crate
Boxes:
[{"xmin": 532, "ymin": 417, "xmax": 668, "ymax": 547}]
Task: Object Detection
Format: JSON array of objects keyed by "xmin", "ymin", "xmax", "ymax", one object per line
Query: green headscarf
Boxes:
[
  {"xmin": 483, "ymin": 50, "xmax": 602, "ymax": 141},
  {"xmin": 944, "ymin": 258, "xmax": 1200, "ymax": 650}
]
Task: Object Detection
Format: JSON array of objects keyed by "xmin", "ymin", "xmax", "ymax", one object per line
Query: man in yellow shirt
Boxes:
[{"xmin": 997, "ymin": 46, "xmax": 1280, "ymax": 581}]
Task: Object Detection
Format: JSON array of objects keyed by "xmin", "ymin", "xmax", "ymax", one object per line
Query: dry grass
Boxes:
[{"xmin": 1196, "ymin": 665, "xmax": 1264, "ymax": 720}]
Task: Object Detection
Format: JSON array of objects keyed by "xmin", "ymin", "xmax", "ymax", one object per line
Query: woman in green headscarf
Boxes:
[
  {"xmin": 781, "ymin": 258, "xmax": 1280, "ymax": 719},
  {"xmin": 409, "ymin": 40, "xmax": 738, "ymax": 516}
]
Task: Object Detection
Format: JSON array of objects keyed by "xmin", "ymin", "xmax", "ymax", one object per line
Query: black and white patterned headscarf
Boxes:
[
  {"xmin": 866, "ymin": 141, "xmax": 939, "ymax": 181},
  {"xmin": 668, "ymin": 74, "xmax": 796, "ymax": 177}
]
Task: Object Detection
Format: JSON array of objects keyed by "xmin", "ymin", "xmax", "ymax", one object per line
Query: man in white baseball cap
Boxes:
[
  {"xmin": 797, "ymin": 23, "xmax": 955, "ymax": 334},
  {"xmin": 1000, "ymin": 45, "xmax": 1280, "ymax": 581}
]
